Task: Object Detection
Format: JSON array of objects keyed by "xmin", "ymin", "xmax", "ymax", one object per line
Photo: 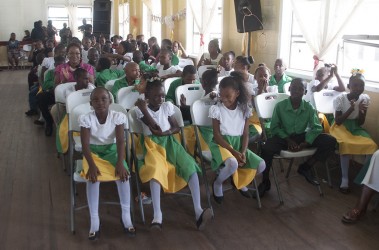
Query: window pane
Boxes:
[
  {"xmin": 77, "ymin": 7, "xmax": 92, "ymax": 18},
  {"xmin": 48, "ymin": 7, "xmax": 68, "ymax": 18}
]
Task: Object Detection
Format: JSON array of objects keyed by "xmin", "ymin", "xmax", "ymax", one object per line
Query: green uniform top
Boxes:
[
  {"xmin": 111, "ymin": 78, "xmax": 140, "ymax": 101},
  {"xmin": 269, "ymin": 73, "xmax": 292, "ymax": 93},
  {"xmin": 42, "ymin": 69, "xmax": 55, "ymax": 91},
  {"xmin": 271, "ymin": 98, "xmax": 322, "ymax": 144},
  {"xmin": 171, "ymin": 54, "xmax": 179, "ymax": 66},
  {"xmin": 165, "ymin": 78, "xmax": 200, "ymax": 105},
  {"xmin": 138, "ymin": 61, "xmax": 157, "ymax": 73},
  {"xmin": 95, "ymin": 69, "xmax": 125, "ymax": 87}
]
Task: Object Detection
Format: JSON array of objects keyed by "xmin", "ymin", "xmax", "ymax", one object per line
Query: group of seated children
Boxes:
[{"xmin": 23, "ymin": 33, "xmax": 378, "ymax": 240}]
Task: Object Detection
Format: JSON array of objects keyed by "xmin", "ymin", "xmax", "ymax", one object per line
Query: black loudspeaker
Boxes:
[
  {"xmin": 93, "ymin": 0, "xmax": 111, "ymax": 37},
  {"xmin": 234, "ymin": 0, "xmax": 263, "ymax": 33}
]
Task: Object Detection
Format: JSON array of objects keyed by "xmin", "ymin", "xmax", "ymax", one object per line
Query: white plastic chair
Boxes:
[
  {"xmin": 175, "ymin": 84, "xmax": 205, "ymax": 107},
  {"xmin": 163, "ymin": 77, "xmax": 181, "ymax": 94},
  {"xmin": 178, "ymin": 58, "xmax": 194, "ymax": 68},
  {"xmin": 283, "ymin": 82, "xmax": 291, "ymax": 95},
  {"xmin": 116, "ymin": 86, "xmax": 141, "ymax": 110},
  {"xmin": 198, "ymin": 65, "xmax": 217, "ymax": 80},
  {"xmin": 254, "ymin": 93, "xmax": 322, "ymax": 204},
  {"xmin": 105, "ymin": 75, "xmax": 125, "ymax": 91}
]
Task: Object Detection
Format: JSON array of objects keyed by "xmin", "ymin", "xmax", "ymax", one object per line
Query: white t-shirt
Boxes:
[
  {"xmin": 64, "ymin": 83, "xmax": 95, "ymax": 99},
  {"xmin": 157, "ymin": 65, "xmax": 181, "ymax": 77},
  {"xmin": 333, "ymin": 93, "xmax": 370, "ymax": 119},
  {"xmin": 209, "ymin": 102, "xmax": 252, "ymax": 136},
  {"xmin": 218, "ymin": 67, "xmax": 234, "ymax": 77},
  {"xmin": 41, "ymin": 57, "xmax": 55, "ymax": 70},
  {"xmin": 82, "ymin": 49, "xmax": 89, "ymax": 63},
  {"xmin": 135, "ymin": 102, "xmax": 175, "ymax": 136},
  {"xmin": 203, "ymin": 52, "xmax": 223, "ymax": 65},
  {"xmin": 78, "ymin": 110, "xmax": 127, "ymax": 145}
]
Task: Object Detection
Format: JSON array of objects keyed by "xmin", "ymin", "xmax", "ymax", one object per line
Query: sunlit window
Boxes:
[{"xmin": 119, "ymin": 3, "xmax": 130, "ymax": 38}]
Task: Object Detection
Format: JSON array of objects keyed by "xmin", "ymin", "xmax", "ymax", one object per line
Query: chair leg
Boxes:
[
  {"xmin": 285, "ymin": 159, "xmax": 294, "ymax": 179},
  {"xmin": 279, "ymin": 158, "xmax": 284, "ymax": 173},
  {"xmin": 70, "ymin": 161, "xmax": 76, "ymax": 234},
  {"xmin": 253, "ymin": 178, "xmax": 262, "ymax": 209},
  {"xmin": 131, "ymin": 136, "xmax": 145, "ymax": 225},
  {"xmin": 312, "ymin": 166, "xmax": 324, "ymax": 196},
  {"xmin": 272, "ymin": 164, "xmax": 284, "ymax": 204}
]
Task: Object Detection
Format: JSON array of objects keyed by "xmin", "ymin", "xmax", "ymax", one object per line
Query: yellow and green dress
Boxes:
[
  {"xmin": 78, "ymin": 110, "xmax": 129, "ymax": 181},
  {"xmin": 330, "ymin": 93, "xmax": 378, "ymax": 155},
  {"xmin": 135, "ymin": 102, "xmax": 201, "ymax": 193},
  {"xmin": 208, "ymin": 103, "xmax": 262, "ymax": 189}
]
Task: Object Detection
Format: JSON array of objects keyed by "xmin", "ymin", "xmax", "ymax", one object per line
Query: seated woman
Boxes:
[
  {"xmin": 7, "ymin": 33, "xmax": 20, "ymax": 70},
  {"xmin": 198, "ymin": 39, "xmax": 223, "ymax": 68}
]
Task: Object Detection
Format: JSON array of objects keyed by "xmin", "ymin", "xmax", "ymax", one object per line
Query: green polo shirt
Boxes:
[
  {"xmin": 165, "ymin": 78, "xmax": 200, "ymax": 105},
  {"xmin": 111, "ymin": 78, "xmax": 140, "ymax": 101},
  {"xmin": 271, "ymin": 98, "xmax": 322, "ymax": 144},
  {"xmin": 269, "ymin": 73, "xmax": 292, "ymax": 93},
  {"xmin": 42, "ymin": 69, "xmax": 55, "ymax": 91},
  {"xmin": 171, "ymin": 54, "xmax": 179, "ymax": 66},
  {"xmin": 138, "ymin": 61, "xmax": 157, "ymax": 72},
  {"xmin": 95, "ymin": 69, "xmax": 125, "ymax": 87}
]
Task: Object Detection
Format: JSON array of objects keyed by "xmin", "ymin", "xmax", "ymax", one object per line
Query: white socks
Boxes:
[
  {"xmin": 188, "ymin": 173, "xmax": 203, "ymax": 220},
  {"xmin": 340, "ymin": 155, "xmax": 350, "ymax": 188},
  {"xmin": 86, "ymin": 180, "xmax": 133, "ymax": 233},
  {"xmin": 150, "ymin": 179, "xmax": 162, "ymax": 224},
  {"xmin": 257, "ymin": 160, "xmax": 266, "ymax": 175},
  {"xmin": 214, "ymin": 158, "xmax": 238, "ymax": 197}
]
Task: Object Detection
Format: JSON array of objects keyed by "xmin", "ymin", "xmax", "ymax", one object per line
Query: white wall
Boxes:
[{"xmin": 0, "ymin": 0, "xmax": 93, "ymax": 40}]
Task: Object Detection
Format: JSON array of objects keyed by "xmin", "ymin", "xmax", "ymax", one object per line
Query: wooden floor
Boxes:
[{"xmin": 0, "ymin": 69, "xmax": 378, "ymax": 250}]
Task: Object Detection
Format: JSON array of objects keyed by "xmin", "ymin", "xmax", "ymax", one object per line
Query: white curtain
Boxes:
[
  {"xmin": 290, "ymin": 0, "xmax": 363, "ymax": 72},
  {"xmin": 67, "ymin": 4, "xmax": 79, "ymax": 38},
  {"xmin": 188, "ymin": 0, "xmax": 219, "ymax": 56}
]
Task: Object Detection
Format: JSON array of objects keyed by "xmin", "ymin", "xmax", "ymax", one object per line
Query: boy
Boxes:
[
  {"xmin": 258, "ymin": 78, "xmax": 336, "ymax": 197},
  {"xmin": 111, "ymin": 62, "xmax": 140, "ymax": 100},
  {"xmin": 87, "ymin": 47, "xmax": 99, "ymax": 68},
  {"xmin": 132, "ymin": 50, "xmax": 157, "ymax": 73},
  {"xmin": 269, "ymin": 58, "xmax": 292, "ymax": 93},
  {"xmin": 157, "ymin": 50, "xmax": 182, "ymax": 79},
  {"xmin": 218, "ymin": 51, "xmax": 235, "ymax": 77},
  {"xmin": 95, "ymin": 57, "xmax": 125, "ymax": 87},
  {"xmin": 81, "ymin": 36, "xmax": 92, "ymax": 63}
]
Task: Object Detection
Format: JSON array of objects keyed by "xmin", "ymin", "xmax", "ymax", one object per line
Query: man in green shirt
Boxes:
[
  {"xmin": 111, "ymin": 62, "xmax": 140, "ymax": 101},
  {"xmin": 269, "ymin": 58, "xmax": 292, "ymax": 93},
  {"xmin": 95, "ymin": 57, "xmax": 125, "ymax": 87},
  {"xmin": 257, "ymin": 78, "xmax": 336, "ymax": 197}
]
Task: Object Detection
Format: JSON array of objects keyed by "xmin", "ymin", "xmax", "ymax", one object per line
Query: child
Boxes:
[
  {"xmin": 233, "ymin": 56, "xmax": 255, "ymax": 97},
  {"xmin": 111, "ymin": 62, "xmax": 140, "ymax": 100},
  {"xmin": 209, "ymin": 74, "xmax": 266, "ymax": 203},
  {"xmin": 106, "ymin": 41, "xmax": 133, "ymax": 70},
  {"xmin": 156, "ymin": 49, "xmax": 182, "ymax": 79},
  {"xmin": 95, "ymin": 57, "xmax": 125, "ymax": 87},
  {"xmin": 81, "ymin": 36, "xmax": 92, "ymax": 63},
  {"xmin": 201, "ymin": 68, "xmax": 219, "ymax": 100},
  {"xmin": 218, "ymin": 51, "xmax": 235, "ymax": 77},
  {"xmin": 147, "ymin": 36, "xmax": 160, "ymax": 62},
  {"xmin": 135, "ymin": 80, "xmax": 212, "ymax": 230},
  {"xmin": 198, "ymin": 39, "xmax": 223, "ymax": 68},
  {"xmin": 155, "ymin": 39, "xmax": 179, "ymax": 66},
  {"xmin": 253, "ymin": 64, "xmax": 278, "ymax": 95},
  {"xmin": 79, "ymin": 87, "xmax": 135, "ymax": 240},
  {"xmin": 329, "ymin": 71, "xmax": 378, "ymax": 193},
  {"xmin": 40, "ymin": 43, "xmax": 66, "ymax": 84},
  {"xmin": 87, "ymin": 47, "xmax": 99, "ymax": 68},
  {"xmin": 269, "ymin": 58, "xmax": 292, "ymax": 93},
  {"xmin": 138, "ymin": 42, "xmax": 150, "ymax": 64},
  {"xmin": 166, "ymin": 65, "xmax": 198, "ymax": 104},
  {"xmin": 258, "ymin": 78, "xmax": 337, "ymax": 197},
  {"xmin": 132, "ymin": 50, "xmax": 157, "ymax": 73},
  {"xmin": 172, "ymin": 41, "xmax": 188, "ymax": 58}
]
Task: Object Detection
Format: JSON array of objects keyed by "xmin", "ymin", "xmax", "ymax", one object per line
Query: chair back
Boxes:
[
  {"xmin": 283, "ymin": 82, "xmax": 291, "ymax": 95},
  {"xmin": 178, "ymin": 58, "xmax": 194, "ymax": 68},
  {"xmin": 198, "ymin": 65, "xmax": 217, "ymax": 79},
  {"xmin": 175, "ymin": 84, "xmax": 205, "ymax": 107},
  {"xmin": 105, "ymin": 76, "xmax": 124, "ymax": 91},
  {"xmin": 254, "ymin": 93, "xmax": 289, "ymax": 119},
  {"xmin": 116, "ymin": 86, "xmax": 140, "ymax": 110},
  {"xmin": 163, "ymin": 77, "xmax": 181, "ymax": 94},
  {"xmin": 23, "ymin": 44, "xmax": 32, "ymax": 52},
  {"xmin": 66, "ymin": 89, "xmax": 93, "ymax": 114},
  {"xmin": 55, "ymin": 82, "xmax": 76, "ymax": 103},
  {"xmin": 314, "ymin": 90, "xmax": 343, "ymax": 114},
  {"xmin": 190, "ymin": 99, "xmax": 215, "ymax": 127}
]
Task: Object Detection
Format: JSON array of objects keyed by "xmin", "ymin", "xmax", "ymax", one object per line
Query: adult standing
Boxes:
[
  {"xmin": 31, "ymin": 20, "xmax": 45, "ymax": 42},
  {"xmin": 59, "ymin": 23, "xmax": 72, "ymax": 46},
  {"xmin": 47, "ymin": 20, "xmax": 57, "ymax": 44}
]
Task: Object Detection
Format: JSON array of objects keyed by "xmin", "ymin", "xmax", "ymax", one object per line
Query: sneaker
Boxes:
[
  {"xmin": 297, "ymin": 163, "xmax": 320, "ymax": 185},
  {"xmin": 34, "ymin": 120, "xmax": 45, "ymax": 126},
  {"xmin": 25, "ymin": 110, "xmax": 38, "ymax": 116}
]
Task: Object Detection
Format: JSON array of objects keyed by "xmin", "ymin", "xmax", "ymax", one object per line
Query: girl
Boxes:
[
  {"xmin": 209, "ymin": 74, "xmax": 266, "ymax": 203},
  {"xmin": 147, "ymin": 37, "xmax": 160, "ymax": 63},
  {"xmin": 201, "ymin": 68, "xmax": 219, "ymax": 100},
  {"xmin": 106, "ymin": 41, "xmax": 133, "ymax": 70},
  {"xmin": 135, "ymin": 80, "xmax": 212, "ymax": 231},
  {"xmin": 330, "ymin": 71, "xmax": 378, "ymax": 193},
  {"xmin": 7, "ymin": 33, "xmax": 20, "ymax": 70},
  {"xmin": 79, "ymin": 87, "xmax": 135, "ymax": 240},
  {"xmin": 198, "ymin": 39, "xmax": 223, "ymax": 68},
  {"xmin": 234, "ymin": 56, "xmax": 255, "ymax": 97},
  {"xmin": 172, "ymin": 41, "xmax": 188, "ymax": 58}
]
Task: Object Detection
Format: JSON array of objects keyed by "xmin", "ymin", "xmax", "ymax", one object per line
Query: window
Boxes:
[
  {"xmin": 119, "ymin": 2, "xmax": 130, "ymax": 38},
  {"xmin": 281, "ymin": 0, "xmax": 379, "ymax": 82},
  {"xmin": 48, "ymin": 7, "xmax": 69, "ymax": 42},
  {"xmin": 76, "ymin": 6, "xmax": 93, "ymax": 39},
  {"xmin": 142, "ymin": 0, "xmax": 161, "ymax": 43},
  {"xmin": 186, "ymin": 1, "xmax": 223, "ymax": 55}
]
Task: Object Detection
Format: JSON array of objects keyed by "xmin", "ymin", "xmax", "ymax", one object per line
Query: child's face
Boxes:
[
  {"xmin": 182, "ymin": 73, "xmax": 196, "ymax": 85},
  {"xmin": 147, "ymin": 86, "xmax": 165, "ymax": 107},
  {"xmin": 90, "ymin": 89, "xmax": 111, "ymax": 113},
  {"xmin": 219, "ymin": 86, "xmax": 239, "ymax": 109},
  {"xmin": 159, "ymin": 53, "xmax": 171, "ymax": 65},
  {"xmin": 46, "ymin": 41, "xmax": 54, "ymax": 49},
  {"xmin": 116, "ymin": 43, "xmax": 125, "ymax": 54},
  {"xmin": 88, "ymin": 49, "xmax": 99, "ymax": 64},
  {"xmin": 289, "ymin": 81, "xmax": 305, "ymax": 100},
  {"xmin": 113, "ymin": 38, "xmax": 121, "ymax": 45},
  {"xmin": 234, "ymin": 61, "xmax": 248, "ymax": 74},
  {"xmin": 35, "ymin": 41, "xmax": 44, "ymax": 50},
  {"xmin": 172, "ymin": 43, "xmax": 179, "ymax": 53},
  {"xmin": 255, "ymin": 68, "xmax": 270, "ymax": 87},
  {"xmin": 82, "ymin": 38, "xmax": 92, "ymax": 50},
  {"xmin": 208, "ymin": 42, "xmax": 217, "ymax": 54},
  {"xmin": 274, "ymin": 59, "xmax": 285, "ymax": 75},
  {"xmin": 125, "ymin": 64, "xmax": 140, "ymax": 81},
  {"xmin": 99, "ymin": 37, "xmax": 106, "ymax": 45},
  {"xmin": 76, "ymin": 72, "xmax": 90, "ymax": 89},
  {"xmin": 349, "ymin": 79, "xmax": 365, "ymax": 98},
  {"xmin": 55, "ymin": 47, "xmax": 66, "ymax": 58},
  {"xmin": 223, "ymin": 54, "xmax": 234, "ymax": 70}
]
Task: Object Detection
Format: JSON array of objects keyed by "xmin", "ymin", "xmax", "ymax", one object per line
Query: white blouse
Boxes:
[
  {"xmin": 203, "ymin": 52, "xmax": 223, "ymax": 65},
  {"xmin": 135, "ymin": 102, "xmax": 175, "ymax": 136},
  {"xmin": 157, "ymin": 65, "xmax": 181, "ymax": 77},
  {"xmin": 333, "ymin": 93, "xmax": 370, "ymax": 119},
  {"xmin": 209, "ymin": 102, "xmax": 252, "ymax": 136},
  {"xmin": 79, "ymin": 110, "xmax": 127, "ymax": 145}
]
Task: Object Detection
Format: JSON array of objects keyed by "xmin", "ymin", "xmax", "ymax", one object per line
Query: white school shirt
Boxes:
[
  {"xmin": 304, "ymin": 79, "xmax": 340, "ymax": 107},
  {"xmin": 203, "ymin": 52, "xmax": 223, "ymax": 65},
  {"xmin": 244, "ymin": 73, "xmax": 256, "ymax": 96},
  {"xmin": 64, "ymin": 83, "xmax": 95, "ymax": 99},
  {"xmin": 41, "ymin": 57, "xmax": 55, "ymax": 70},
  {"xmin": 78, "ymin": 110, "xmax": 127, "ymax": 145},
  {"xmin": 209, "ymin": 102, "xmax": 252, "ymax": 136},
  {"xmin": 218, "ymin": 67, "xmax": 234, "ymax": 77},
  {"xmin": 82, "ymin": 49, "xmax": 89, "ymax": 63},
  {"xmin": 135, "ymin": 102, "xmax": 175, "ymax": 136},
  {"xmin": 157, "ymin": 65, "xmax": 181, "ymax": 77},
  {"xmin": 333, "ymin": 93, "xmax": 370, "ymax": 119}
]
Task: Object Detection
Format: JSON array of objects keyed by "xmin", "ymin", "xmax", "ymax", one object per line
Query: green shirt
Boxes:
[
  {"xmin": 165, "ymin": 78, "xmax": 200, "ymax": 105},
  {"xmin": 269, "ymin": 73, "xmax": 292, "ymax": 93},
  {"xmin": 95, "ymin": 69, "xmax": 125, "ymax": 87},
  {"xmin": 138, "ymin": 61, "xmax": 157, "ymax": 73},
  {"xmin": 271, "ymin": 98, "xmax": 322, "ymax": 144},
  {"xmin": 111, "ymin": 78, "xmax": 140, "ymax": 101},
  {"xmin": 171, "ymin": 54, "xmax": 179, "ymax": 66},
  {"xmin": 42, "ymin": 69, "xmax": 55, "ymax": 91}
]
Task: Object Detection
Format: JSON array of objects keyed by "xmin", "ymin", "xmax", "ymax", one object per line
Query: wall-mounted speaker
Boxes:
[
  {"xmin": 93, "ymin": 0, "xmax": 112, "ymax": 37},
  {"xmin": 234, "ymin": 0, "xmax": 263, "ymax": 33}
]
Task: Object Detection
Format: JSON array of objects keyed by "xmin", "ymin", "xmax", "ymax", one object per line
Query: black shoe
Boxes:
[
  {"xmin": 120, "ymin": 219, "xmax": 136, "ymax": 237},
  {"xmin": 212, "ymin": 179, "xmax": 224, "ymax": 204},
  {"xmin": 196, "ymin": 208, "xmax": 212, "ymax": 230},
  {"xmin": 254, "ymin": 179, "xmax": 271, "ymax": 198},
  {"xmin": 150, "ymin": 222, "xmax": 162, "ymax": 231},
  {"xmin": 45, "ymin": 124, "xmax": 53, "ymax": 136},
  {"xmin": 297, "ymin": 163, "xmax": 320, "ymax": 186},
  {"xmin": 25, "ymin": 110, "xmax": 38, "ymax": 116},
  {"xmin": 34, "ymin": 120, "xmax": 45, "ymax": 126},
  {"xmin": 239, "ymin": 189, "xmax": 253, "ymax": 198}
]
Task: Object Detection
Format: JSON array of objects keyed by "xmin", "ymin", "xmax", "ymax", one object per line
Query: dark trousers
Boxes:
[
  {"xmin": 28, "ymin": 85, "xmax": 39, "ymax": 111},
  {"xmin": 261, "ymin": 133, "xmax": 337, "ymax": 180},
  {"xmin": 36, "ymin": 91, "xmax": 55, "ymax": 126},
  {"xmin": 28, "ymin": 68, "xmax": 38, "ymax": 90}
]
